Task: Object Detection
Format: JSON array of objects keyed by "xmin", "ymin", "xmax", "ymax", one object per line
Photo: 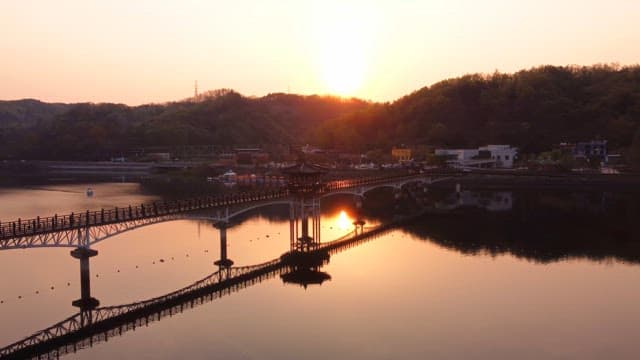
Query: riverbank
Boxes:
[{"xmin": 427, "ymin": 171, "xmax": 640, "ymax": 191}]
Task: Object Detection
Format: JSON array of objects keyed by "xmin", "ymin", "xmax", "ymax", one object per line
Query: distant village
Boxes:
[{"xmin": 121, "ymin": 139, "xmax": 622, "ymax": 174}]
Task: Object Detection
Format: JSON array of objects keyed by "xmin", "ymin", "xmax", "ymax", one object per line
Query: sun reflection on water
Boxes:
[{"xmin": 336, "ymin": 210, "xmax": 352, "ymax": 230}]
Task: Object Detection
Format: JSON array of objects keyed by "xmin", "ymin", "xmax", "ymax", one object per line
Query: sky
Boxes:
[{"xmin": 1, "ymin": 0, "xmax": 639, "ymax": 105}]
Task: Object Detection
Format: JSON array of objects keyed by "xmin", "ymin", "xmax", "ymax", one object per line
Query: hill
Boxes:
[
  {"xmin": 0, "ymin": 90, "xmax": 368, "ymax": 160},
  {"xmin": 2, "ymin": 65, "xmax": 640, "ymax": 164},
  {"xmin": 317, "ymin": 64, "xmax": 640, "ymax": 155},
  {"xmin": 0, "ymin": 99, "xmax": 71, "ymax": 128}
]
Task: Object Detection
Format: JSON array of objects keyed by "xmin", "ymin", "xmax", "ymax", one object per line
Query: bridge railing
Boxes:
[
  {"xmin": 0, "ymin": 172, "xmax": 433, "ymax": 241},
  {"xmin": 0, "ymin": 218, "xmax": 413, "ymax": 359},
  {"xmin": 0, "ymin": 189, "xmax": 290, "ymax": 240},
  {"xmin": 323, "ymin": 172, "xmax": 426, "ymax": 192}
]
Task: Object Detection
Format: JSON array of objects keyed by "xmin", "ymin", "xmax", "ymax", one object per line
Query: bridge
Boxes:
[
  {"xmin": 0, "ymin": 168, "xmax": 458, "ymax": 359},
  {"xmin": 0, "ymin": 219, "xmax": 408, "ymax": 360},
  {"xmin": 0, "ymin": 171, "xmax": 455, "ymax": 250}
]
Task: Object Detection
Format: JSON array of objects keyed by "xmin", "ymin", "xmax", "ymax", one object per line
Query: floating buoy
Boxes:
[
  {"xmin": 171, "ymin": 257, "xmax": 174, "ymax": 260},
  {"xmin": 35, "ymin": 291, "xmax": 39, "ymax": 294},
  {"xmin": 152, "ymin": 261, "xmax": 155, "ymax": 264},
  {"xmin": 159, "ymin": 259, "xmax": 165, "ymax": 263},
  {"xmin": 67, "ymin": 282, "xmax": 71, "ymax": 286},
  {"xmin": 18, "ymin": 296, "xmax": 22, "ymax": 299},
  {"xmin": 96, "ymin": 274, "xmax": 99, "ymax": 278},
  {"xmin": 50, "ymin": 286, "xmax": 54, "ymax": 290},
  {"xmin": 117, "ymin": 270, "xmax": 120, "ymax": 272},
  {"xmin": 266, "ymin": 235, "xmax": 269, "ymax": 238},
  {"xmin": 136, "ymin": 265, "xmax": 139, "ymax": 268}
]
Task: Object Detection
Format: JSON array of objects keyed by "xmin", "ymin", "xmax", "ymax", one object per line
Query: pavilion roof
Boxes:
[{"xmin": 281, "ymin": 161, "xmax": 329, "ymax": 175}]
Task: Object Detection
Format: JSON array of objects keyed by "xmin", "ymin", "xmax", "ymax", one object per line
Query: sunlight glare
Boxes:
[
  {"xmin": 337, "ymin": 210, "xmax": 353, "ymax": 230},
  {"xmin": 313, "ymin": 1, "xmax": 378, "ymax": 96}
]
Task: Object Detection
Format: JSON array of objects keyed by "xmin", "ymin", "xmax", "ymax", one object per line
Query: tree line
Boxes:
[
  {"xmin": 317, "ymin": 64, "xmax": 640, "ymax": 168},
  {"xmin": 1, "ymin": 65, "xmax": 640, "ymax": 168},
  {"xmin": 0, "ymin": 91, "xmax": 367, "ymax": 160}
]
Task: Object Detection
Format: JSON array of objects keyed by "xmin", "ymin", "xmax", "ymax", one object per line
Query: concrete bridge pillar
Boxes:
[
  {"xmin": 289, "ymin": 198, "xmax": 321, "ymax": 252},
  {"xmin": 70, "ymin": 247, "xmax": 100, "ymax": 313},
  {"xmin": 353, "ymin": 196, "xmax": 366, "ymax": 236},
  {"xmin": 214, "ymin": 222, "xmax": 234, "ymax": 268},
  {"xmin": 289, "ymin": 202, "xmax": 296, "ymax": 250}
]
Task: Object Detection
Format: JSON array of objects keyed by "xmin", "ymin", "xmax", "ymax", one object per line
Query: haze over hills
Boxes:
[
  {"xmin": 0, "ymin": 99, "xmax": 71, "ymax": 128},
  {"xmin": 1, "ymin": 65, "xmax": 640, "ymax": 162}
]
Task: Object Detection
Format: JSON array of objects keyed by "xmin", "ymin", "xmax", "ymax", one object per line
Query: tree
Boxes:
[{"xmin": 630, "ymin": 127, "xmax": 640, "ymax": 171}]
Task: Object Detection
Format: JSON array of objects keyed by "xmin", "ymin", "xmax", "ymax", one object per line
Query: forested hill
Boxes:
[
  {"xmin": 0, "ymin": 90, "xmax": 368, "ymax": 160},
  {"xmin": 317, "ymin": 65, "xmax": 640, "ymax": 154},
  {"xmin": 0, "ymin": 99, "xmax": 71, "ymax": 128},
  {"xmin": 2, "ymin": 65, "xmax": 640, "ymax": 161}
]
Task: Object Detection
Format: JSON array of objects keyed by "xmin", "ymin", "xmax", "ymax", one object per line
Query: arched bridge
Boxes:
[
  {"xmin": 0, "ymin": 172, "xmax": 457, "ymax": 251},
  {"xmin": 0, "ymin": 220, "xmax": 403, "ymax": 360}
]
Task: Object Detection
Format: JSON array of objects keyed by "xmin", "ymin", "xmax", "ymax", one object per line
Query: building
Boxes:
[
  {"xmin": 574, "ymin": 140, "xmax": 607, "ymax": 162},
  {"xmin": 479, "ymin": 145, "xmax": 517, "ymax": 168},
  {"xmin": 216, "ymin": 153, "xmax": 237, "ymax": 167},
  {"xmin": 391, "ymin": 147, "xmax": 412, "ymax": 162},
  {"xmin": 435, "ymin": 145, "xmax": 517, "ymax": 169},
  {"xmin": 234, "ymin": 148, "xmax": 270, "ymax": 166},
  {"xmin": 301, "ymin": 144, "xmax": 323, "ymax": 154},
  {"xmin": 147, "ymin": 152, "xmax": 171, "ymax": 161},
  {"xmin": 557, "ymin": 140, "xmax": 609, "ymax": 164}
]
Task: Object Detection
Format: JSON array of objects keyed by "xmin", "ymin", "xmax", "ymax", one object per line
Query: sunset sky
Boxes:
[{"xmin": 1, "ymin": 0, "xmax": 639, "ymax": 105}]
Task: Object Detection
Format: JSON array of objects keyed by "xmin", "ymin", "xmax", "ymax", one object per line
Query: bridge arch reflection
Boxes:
[{"xmin": 0, "ymin": 221, "xmax": 402, "ymax": 360}]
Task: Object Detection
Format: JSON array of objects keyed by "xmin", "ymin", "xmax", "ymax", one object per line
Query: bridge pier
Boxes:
[
  {"xmin": 353, "ymin": 196, "xmax": 366, "ymax": 236},
  {"xmin": 70, "ymin": 247, "xmax": 100, "ymax": 313},
  {"xmin": 213, "ymin": 222, "xmax": 234, "ymax": 268},
  {"xmin": 290, "ymin": 198, "xmax": 321, "ymax": 252}
]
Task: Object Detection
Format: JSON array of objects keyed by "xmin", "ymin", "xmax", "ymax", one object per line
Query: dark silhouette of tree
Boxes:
[{"xmin": 2, "ymin": 65, "xmax": 640, "ymax": 163}]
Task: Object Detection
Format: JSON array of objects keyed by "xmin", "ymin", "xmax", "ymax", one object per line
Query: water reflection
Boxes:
[
  {"xmin": 435, "ymin": 191, "xmax": 513, "ymax": 211},
  {"xmin": 336, "ymin": 210, "xmax": 352, "ymax": 230},
  {"xmin": 2, "ymin": 184, "xmax": 640, "ymax": 359},
  {"xmin": 407, "ymin": 190, "xmax": 640, "ymax": 264},
  {"xmin": 0, "ymin": 217, "xmax": 394, "ymax": 359}
]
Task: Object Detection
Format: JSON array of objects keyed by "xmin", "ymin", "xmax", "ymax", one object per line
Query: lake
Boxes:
[{"xmin": 1, "ymin": 183, "xmax": 640, "ymax": 359}]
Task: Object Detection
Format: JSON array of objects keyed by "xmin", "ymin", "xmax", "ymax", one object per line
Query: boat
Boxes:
[
  {"xmin": 218, "ymin": 170, "xmax": 237, "ymax": 187},
  {"xmin": 86, "ymin": 188, "xmax": 94, "ymax": 197}
]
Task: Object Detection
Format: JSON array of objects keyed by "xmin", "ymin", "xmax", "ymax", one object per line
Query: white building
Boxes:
[
  {"xmin": 435, "ymin": 145, "xmax": 517, "ymax": 168},
  {"xmin": 478, "ymin": 145, "xmax": 517, "ymax": 168},
  {"xmin": 435, "ymin": 149, "xmax": 479, "ymax": 160}
]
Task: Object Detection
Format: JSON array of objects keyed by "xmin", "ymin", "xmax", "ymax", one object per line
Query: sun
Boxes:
[
  {"xmin": 313, "ymin": 2, "xmax": 376, "ymax": 97},
  {"xmin": 320, "ymin": 25, "xmax": 366, "ymax": 95}
]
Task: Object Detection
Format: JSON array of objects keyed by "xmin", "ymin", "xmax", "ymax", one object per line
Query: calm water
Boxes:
[{"xmin": 1, "ymin": 183, "xmax": 640, "ymax": 359}]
